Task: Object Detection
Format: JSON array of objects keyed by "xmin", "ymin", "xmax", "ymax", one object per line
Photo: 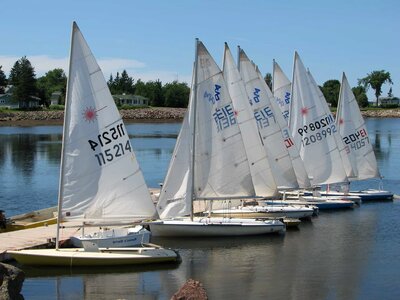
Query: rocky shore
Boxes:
[
  {"xmin": 0, "ymin": 107, "xmax": 187, "ymax": 126},
  {"xmin": 0, "ymin": 107, "xmax": 399, "ymax": 126}
]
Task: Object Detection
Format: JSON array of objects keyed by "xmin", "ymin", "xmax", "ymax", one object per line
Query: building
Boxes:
[
  {"xmin": 379, "ymin": 97, "xmax": 400, "ymax": 107},
  {"xmin": 0, "ymin": 85, "xmax": 41, "ymax": 109},
  {"xmin": 113, "ymin": 94, "xmax": 150, "ymax": 107},
  {"xmin": 50, "ymin": 91, "xmax": 63, "ymax": 106}
]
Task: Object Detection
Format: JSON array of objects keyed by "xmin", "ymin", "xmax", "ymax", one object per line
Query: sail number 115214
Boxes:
[{"xmin": 87, "ymin": 123, "xmax": 132, "ymax": 167}]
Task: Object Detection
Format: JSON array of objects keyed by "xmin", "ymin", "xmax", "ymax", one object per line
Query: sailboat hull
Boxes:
[
  {"xmin": 70, "ymin": 226, "xmax": 151, "ymax": 248},
  {"xmin": 148, "ymin": 218, "xmax": 285, "ymax": 237},
  {"xmin": 317, "ymin": 190, "xmax": 393, "ymax": 202},
  {"xmin": 209, "ymin": 205, "xmax": 314, "ymax": 219},
  {"xmin": 7, "ymin": 246, "xmax": 180, "ymax": 266}
]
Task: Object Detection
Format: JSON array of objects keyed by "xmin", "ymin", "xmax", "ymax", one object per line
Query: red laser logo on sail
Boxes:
[
  {"xmin": 301, "ymin": 107, "xmax": 309, "ymax": 116},
  {"xmin": 83, "ymin": 106, "xmax": 97, "ymax": 122}
]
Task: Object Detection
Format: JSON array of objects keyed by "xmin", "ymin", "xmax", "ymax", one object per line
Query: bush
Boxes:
[
  {"xmin": 119, "ymin": 105, "xmax": 148, "ymax": 110},
  {"xmin": 380, "ymin": 104, "xmax": 399, "ymax": 108},
  {"xmin": 49, "ymin": 104, "xmax": 65, "ymax": 110}
]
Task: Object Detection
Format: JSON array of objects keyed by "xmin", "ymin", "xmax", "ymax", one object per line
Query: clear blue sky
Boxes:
[{"xmin": 1, "ymin": 0, "xmax": 399, "ymax": 100}]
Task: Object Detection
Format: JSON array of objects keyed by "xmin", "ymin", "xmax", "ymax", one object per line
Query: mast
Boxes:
[
  {"xmin": 336, "ymin": 72, "xmax": 345, "ymax": 125},
  {"xmin": 237, "ymin": 46, "xmax": 241, "ymax": 72},
  {"xmin": 288, "ymin": 51, "xmax": 297, "ymax": 130},
  {"xmin": 272, "ymin": 59, "xmax": 276, "ymax": 95},
  {"xmin": 190, "ymin": 38, "xmax": 199, "ymax": 221},
  {"xmin": 56, "ymin": 22, "xmax": 75, "ymax": 250}
]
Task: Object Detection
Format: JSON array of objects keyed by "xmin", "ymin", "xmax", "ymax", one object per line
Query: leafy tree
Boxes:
[
  {"xmin": 145, "ymin": 80, "xmax": 164, "ymax": 106},
  {"xmin": 352, "ymin": 86, "xmax": 369, "ymax": 108},
  {"xmin": 107, "ymin": 70, "xmax": 135, "ymax": 95},
  {"xmin": 134, "ymin": 79, "xmax": 147, "ymax": 97},
  {"xmin": 358, "ymin": 70, "xmax": 392, "ymax": 106},
  {"xmin": 264, "ymin": 73, "xmax": 272, "ymax": 90},
  {"xmin": 163, "ymin": 81, "xmax": 190, "ymax": 107},
  {"xmin": 388, "ymin": 87, "xmax": 393, "ymax": 97},
  {"xmin": 321, "ymin": 79, "xmax": 340, "ymax": 107},
  {"xmin": 37, "ymin": 68, "xmax": 67, "ymax": 106},
  {"xmin": 9, "ymin": 56, "xmax": 37, "ymax": 108},
  {"xmin": 0, "ymin": 66, "xmax": 6, "ymax": 94}
]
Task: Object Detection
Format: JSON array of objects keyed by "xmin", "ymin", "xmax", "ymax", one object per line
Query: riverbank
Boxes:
[
  {"xmin": 0, "ymin": 107, "xmax": 399, "ymax": 126},
  {"xmin": 0, "ymin": 107, "xmax": 186, "ymax": 126}
]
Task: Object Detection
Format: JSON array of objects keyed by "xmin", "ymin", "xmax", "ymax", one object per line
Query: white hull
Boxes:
[
  {"xmin": 321, "ymin": 189, "xmax": 393, "ymax": 202},
  {"xmin": 149, "ymin": 217, "xmax": 285, "ymax": 237},
  {"xmin": 209, "ymin": 205, "xmax": 314, "ymax": 219},
  {"xmin": 282, "ymin": 190, "xmax": 362, "ymax": 205},
  {"xmin": 263, "ymin": 198, "xmax": 354, "ymax": 210},
  {"xmin": 7, "ymin": 244, "xmax": 179, "ymax": 266},
  {"xmin": 70, "ymin": 226, "xmax": 151, "ymax": 248}
]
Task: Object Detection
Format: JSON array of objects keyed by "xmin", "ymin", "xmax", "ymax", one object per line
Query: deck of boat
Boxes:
[{"xmin": 0, "ymin": 222, "xmax": 100, "ymax": 262}]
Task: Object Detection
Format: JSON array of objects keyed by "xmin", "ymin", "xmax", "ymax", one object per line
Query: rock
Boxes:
[
  {"xmin": 171, "ymin": 279, "xmax": 208, "ymax": 300},
  {"xmin": 0, "ymin": 263, "xmax": 25, "ymax": 300}
]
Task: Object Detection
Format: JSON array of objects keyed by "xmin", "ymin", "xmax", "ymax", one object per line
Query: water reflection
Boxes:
[
  {"xmin": 1, "ymin": 119, "xmax": 400, "ymax": 299},
  {"xmin": 20, "ymin": 263, "xmax": 180, "ymax": 300}
]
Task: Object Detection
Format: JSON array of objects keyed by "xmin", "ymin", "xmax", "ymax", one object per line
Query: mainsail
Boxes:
[
  {"xmin": 59, "ymin": 22, "xmax": 156, "ymax": 224},
  {"xmin": 289, "ymin": 52, "xmax": 348, "ymax": 185},
  {"xmin": 273, "ymin": 60, "xmax": 292, "ymax": 124},
  {"xmin": 336, "ymin": 72, "xmax": 380, "ymax": 180},
  {"xmin": 238, "ymin": 48, "xmax": 311, "ymax": 189},
  {"xmin": 222, "ymin": 44, "xmax": 277, "ymax": 196},
  {"xmin": 157, "ymin": 40, "xmax": 256, "ymax": 219},
  {"xmin": 307, "ymin": 69, "xmax": 355, "ymax": 179}
]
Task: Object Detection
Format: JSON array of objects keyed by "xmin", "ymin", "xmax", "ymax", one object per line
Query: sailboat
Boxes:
[
  {"xmin": 208, "ymin": 44, "xmax": 314, "ymax": 221},
  {"xmin": 7, "ymin": 22, "xmax": 179, "ymax": 266},
  {"xmin": 282, "ymin": 52, "xmax": 356, "ymax": 209},
  {"xmin": 148, "ymin": 39, "xmax": 285, "ymax": 237},
  {"xmin": 314, "ymin": 73, "xmax": 393, "ymax": 202}
]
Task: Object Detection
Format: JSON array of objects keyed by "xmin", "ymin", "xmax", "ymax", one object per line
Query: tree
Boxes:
[
  {"xmin": 388, "ymin": 87, "xmax": 393, "ymax": 98},
  {"xmin": 358, "ymin": 70, "xmax": 392, "ymax": 106},
  {"xmin": 36, "ymin": 68, "xmax": 67, "ymax": 106},
  {"xmin": 9, "ymin": 57, "xmax": 37, "ymax": 108},
  {"xmin": 145, "ymin": 80, "xmax": 164, "ymax": 106},
  {"xmin": 264, "ymin": 73, "xmax": 272, "ymax": 90},
  {"xmin": 321, "ymin": 79, "xmax": 340, "ymax": 107},
  {"xmin": 107, "ymin": 70, "xmax": 135, "ymax": 95},
  {"xmin": 352, "ymin": 86, "xmax": 369, "ymax": 108},
  {"xmin": 163, "ymin": 81, "xmax": 190, "ymax": 107},
  {"xmin": 0, "ymin": 66, "xmax": 6, "ymax": 94},
  {"xmin": 134, "ymin": 79, "xmax": 147, "ymax": 97}
]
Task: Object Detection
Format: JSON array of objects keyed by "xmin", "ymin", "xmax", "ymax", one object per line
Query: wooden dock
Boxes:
[{"xmin": 0, "ymin": 223, "xmax": 99, "ymax": 262}]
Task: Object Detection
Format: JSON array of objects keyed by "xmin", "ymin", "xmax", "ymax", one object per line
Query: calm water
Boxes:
[{"xmin": 1, "ymin": 119, "xmax": 400, "ymax": 300}]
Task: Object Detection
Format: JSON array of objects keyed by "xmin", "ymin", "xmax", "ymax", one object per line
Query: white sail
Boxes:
[
  {"xmin": 289, "ymin": 52, "xmax": 348, "ymax": 185},
  {"xmin": 156, "ymin": 103, "xmax": 192, "ymax": 219},
  {"xmin": 59, "ymin": 22, "xmax": 156, "ymax": 224},
  {"xmin": 238, "ymin": 49, "xmax": 311, "ymax": 189},
  {"xmin": 273, "ymin": 60, "xmax": 292, "ymax": 124},
  {"xmin": 193, "ymin": 41, "xmax": 255, "ymax": 198},
  {"xmin": 336, "ymin": 72, "xmax": 380, "ymax": 180},
  {"xmin": 307, "ymin": 69, "xmax": 355, "ymax": 179},
  {"xmin": 222, "ymin": 44, "xmax": 277, "ymax": 196}
]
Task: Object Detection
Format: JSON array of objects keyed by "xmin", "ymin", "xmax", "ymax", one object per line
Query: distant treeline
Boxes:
[
  {"xmin": 0, "ymin": 57, "xmax": 190, "ymax": 109},
  {"xmin": 0, "ymin": 56, "xmax": 394, "ymax": 109}
]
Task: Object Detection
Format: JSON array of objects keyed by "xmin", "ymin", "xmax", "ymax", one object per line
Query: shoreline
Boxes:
[
  {"xmin": 0, "ymin": 107, "xmax": 186, "ymax": 126},
  {"xmin": 0, "ymin": 107, "xmax": 399, "ymax": 127}
]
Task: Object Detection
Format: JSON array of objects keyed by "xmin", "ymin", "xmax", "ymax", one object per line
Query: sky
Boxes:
[{"xmin": 1, "ymin": 0, "xmax": 399, "ymax": 100}]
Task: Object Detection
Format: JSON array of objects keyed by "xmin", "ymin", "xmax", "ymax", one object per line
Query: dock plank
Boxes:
[{"xmin": 0, "ymin": 223, "xmax": 100, "ymax": 262}]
